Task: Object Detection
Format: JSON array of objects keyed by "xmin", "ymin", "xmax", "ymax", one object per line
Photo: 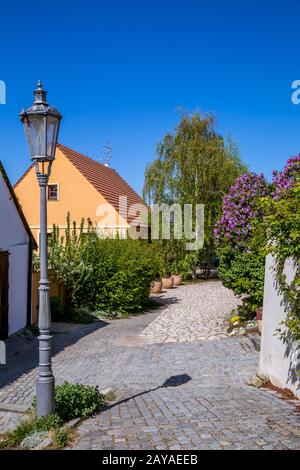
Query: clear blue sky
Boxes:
[{"xmin": 1, "ymin": 0, "xmax": 300, "ymax": 194}]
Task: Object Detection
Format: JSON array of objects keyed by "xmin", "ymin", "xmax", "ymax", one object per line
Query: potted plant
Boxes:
[
  {"xmin": 154, "ymin": 242, "xmax": 174, "ymax": 289},
  {"xmin": 172, "ymin": 274, "xmax": 182, "ymax": 286},
  {"xmin": 162, "ymin": 272, "xmax": 174, "ymax": 289},
  {"xmin": 172, "ymin": 259, "xmax": 186, "ymax": 286},
  {"xmin": 161, "ymin": 260, "xmax": 174, "ymax": 288},
  {"xmin": 150, "ymin": 276, "xmax": 163, "ymax": 294},
  {"xmin": 171, "ymin": 260, "xmax": 184, "ymax": 286},
  {"xmin": 256, "ymin": 307, "xmax": 263, "ymax": 335}
]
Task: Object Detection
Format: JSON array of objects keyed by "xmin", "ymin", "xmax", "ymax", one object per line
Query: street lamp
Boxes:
[{"xmin": 20, "ymin": 82, "xmax": 62, "ymax": 417}]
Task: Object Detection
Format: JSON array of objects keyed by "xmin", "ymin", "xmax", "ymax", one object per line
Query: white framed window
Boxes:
[{"xmin": 48, "ymin": 184, "xmax": 59, "ymax": 201}]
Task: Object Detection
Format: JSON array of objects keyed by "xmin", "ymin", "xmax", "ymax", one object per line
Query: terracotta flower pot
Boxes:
[
  {"xmin": 256, "ymin": 307, "xmax": 263, "ymax": 336},
  {"xmin": 172, "ymin": 274, "xmax": 183, "ymax": 286},
  {"xmin": 257, "ymin": 320, "xmax": 262, "ymax": 336},
  {"xmin": 162, "ymin": 276, "xmax": 174, "ymax": 289},
  {"xmin": 151, "ymin": 280, "xmax": 162, "ymax": 294}
]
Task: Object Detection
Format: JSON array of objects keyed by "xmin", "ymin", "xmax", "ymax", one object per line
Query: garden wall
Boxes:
[{"xmin": 259, "ymin": 255, "xmax": 300, "ymax": 398}]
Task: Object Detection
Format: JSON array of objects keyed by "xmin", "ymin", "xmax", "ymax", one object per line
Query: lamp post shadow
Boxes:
[{"xmin": 104, "ymin": 373, "xmax": 192, "ymax": 411}]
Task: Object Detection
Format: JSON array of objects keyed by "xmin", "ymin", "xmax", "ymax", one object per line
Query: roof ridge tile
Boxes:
[{"xmin": 57, "ymin": 143, "xmax": 146, "ymax": 224}]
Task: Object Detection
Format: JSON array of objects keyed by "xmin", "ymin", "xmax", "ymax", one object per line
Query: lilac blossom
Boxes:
[
  {"xmin": 214, "ymin": 173, "xmax": 269, "ymax": 248},
  {"xmin": 215, "ymin": 154, "xmax": 300, "ymax": 250},
  {"xmin": 271, "ymin": 154, "xmax": 300, "ymax": 200}
]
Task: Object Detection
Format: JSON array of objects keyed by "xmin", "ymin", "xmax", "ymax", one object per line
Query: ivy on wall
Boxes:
[{"xmin": 260, "ymin": 169, "xmax": 300, "ymax": 342}]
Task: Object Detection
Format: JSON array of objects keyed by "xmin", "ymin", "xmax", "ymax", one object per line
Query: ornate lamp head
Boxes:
[{"xmin": 20, "ymin": 81, "xmax": 62, "ymax": 162}]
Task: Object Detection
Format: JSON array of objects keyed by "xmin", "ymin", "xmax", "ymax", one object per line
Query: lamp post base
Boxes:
[{"xmin": 36, "ymin": 333, "xmax": 55, "ymax": 417}]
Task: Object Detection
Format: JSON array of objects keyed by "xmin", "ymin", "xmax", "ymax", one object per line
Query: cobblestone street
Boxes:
[
  {"xmin": 141, "ymin": 281, "xmax": 241, "ymax": 343},
  {"xmin": 1, "ymin": 281, "xmax": 300, "ymax": 449}
]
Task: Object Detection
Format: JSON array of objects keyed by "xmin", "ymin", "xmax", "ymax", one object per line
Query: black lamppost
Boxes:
[{"xmin": 20, "ymin": 82, "xmax": 62, "ymax": 417}]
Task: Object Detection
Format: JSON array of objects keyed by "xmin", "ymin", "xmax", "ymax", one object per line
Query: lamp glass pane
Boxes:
[
  {"xmin": 46, "ymin": 115, "xmax": 59, "ymax": 158},
  {"xmin": 24, "ymin": 115, "xmax": 46, "ymax": 159}
]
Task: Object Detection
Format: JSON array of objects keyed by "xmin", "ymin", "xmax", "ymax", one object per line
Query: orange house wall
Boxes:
[{"xmin": 14, "ymin": 148, "xmax": 129, "ymax": 243}]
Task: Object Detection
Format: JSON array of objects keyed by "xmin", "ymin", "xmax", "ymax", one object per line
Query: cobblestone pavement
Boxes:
[
  {"xmin": 141, "ymin": 281, "xmax": 242, "ymax": 343},
  {"xmin": 69, "ymin": 337, "xmax": 300, "ymax": 450},
  {"xmin": 0, "ymin": 281, "xmax": 300, "ymax": 449}
]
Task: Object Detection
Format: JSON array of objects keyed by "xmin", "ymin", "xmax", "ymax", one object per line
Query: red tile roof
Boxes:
[
  {"xmin": 57, "ymin": 144, "xmax": 147, "ymax": 224},
  {"xmin": 14, "ymin": 144, "xmax": 147, "ymax": 225}
]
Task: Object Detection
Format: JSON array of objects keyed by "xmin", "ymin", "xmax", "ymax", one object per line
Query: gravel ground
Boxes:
[{"xmin": 141, "ymin": 281, "xmax": 242, "ymax": 343}]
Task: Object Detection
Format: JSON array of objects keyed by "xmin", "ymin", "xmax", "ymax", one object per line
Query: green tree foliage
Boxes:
[{"xmin": 143, "ymin": 112, "xmax": 247, "ymax": 272}]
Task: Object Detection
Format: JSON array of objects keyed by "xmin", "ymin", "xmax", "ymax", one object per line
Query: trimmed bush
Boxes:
[
  {"xmin": 45, "ymin": 216, "xmax": 161, "ymax": 317},
  {"xmin": 218, "ymin": 246, "xmax": 266, "ymax": 319},
  {"xmin": 54, "ymin": 382, "xmax": 105, "ymax": 421}
]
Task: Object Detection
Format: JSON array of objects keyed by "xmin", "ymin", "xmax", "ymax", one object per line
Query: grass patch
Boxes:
[
  {"xmin": 9, "ymin": 417, "xmax": 37, "ymax": 447},
  {"xmin": 103, "ymin": 390, "xmax": 116, "ymax": 402},
  {"xmin": 51, "ymin": 428, "xmax": 73, "ymax": 448},
  {"xmin": 36, "ymin": 413, "xmax": 63, "ymax": 432},
  {"xmin": 0, "ymin": 382, "xmax": 106, "ymax": 450},
  {"xmin": 0, "ymin": 434, "xmax": 11, "ymax": 449}
]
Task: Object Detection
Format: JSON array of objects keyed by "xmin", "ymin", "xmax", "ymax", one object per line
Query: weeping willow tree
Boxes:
[{"xmin": 143, "ymin": 112, "xmax": 248, "ymax": 275}]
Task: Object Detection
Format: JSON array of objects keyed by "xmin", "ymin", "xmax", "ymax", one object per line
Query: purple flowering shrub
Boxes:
[
  {"xmin": 214, "ymin": 173, "xmax": 269, "ymax": 249},
  {"xmin": 271, "ymin": 154, "xmax": 300, "ymax": 200},
  {"xmin": 215, "ymin": 173, "xmax": 270, "ymax": 318},
  {"xmin": 215, "ymin": 157, "xmax": 300, "ymax": 319}
]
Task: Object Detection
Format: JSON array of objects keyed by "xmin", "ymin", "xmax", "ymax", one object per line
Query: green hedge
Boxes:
[
  {"xmin": 46, "ymin": 218, "xmax": 161, "ymax": 316},
  {"xmin": 55, "ymin": 382, "xmax": 104, "ymax": 421},
  {"xmin": 218, "ymin": 246, "xmax": 265, "ymax": 319}
]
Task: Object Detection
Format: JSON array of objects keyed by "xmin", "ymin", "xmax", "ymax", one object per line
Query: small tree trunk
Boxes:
[
  {"xmin": 192, "ymin": 264, "xmax": 197, "ymax": 280},
  {"xmin": 206, "ymin": 260, "xmax": 211, "ymax": 277}
]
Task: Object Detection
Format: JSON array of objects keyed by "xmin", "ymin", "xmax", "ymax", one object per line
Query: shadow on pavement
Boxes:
[
  {"xmin": 104, "ymin": 374, "xmax": 192, "ymax": 411},
  {"xmin": 0, "ymin": 320, "xmax": 109, "ymax": 391}
]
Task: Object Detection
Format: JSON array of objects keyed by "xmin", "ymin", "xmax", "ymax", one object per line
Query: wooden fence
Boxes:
[{"xmin": 32, "ymin": 271, "xmax": 67, "ymax": 324}]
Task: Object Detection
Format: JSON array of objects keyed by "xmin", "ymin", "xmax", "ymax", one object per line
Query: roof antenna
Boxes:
[{"xmin": 101, "ymin": 142, "xmax": 112, "ymax": 167}]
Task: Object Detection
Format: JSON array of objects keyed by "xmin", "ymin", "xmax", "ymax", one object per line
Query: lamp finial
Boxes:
[{"xmin": 33, "ymin": 80, "xmax": 47, "ymax": 104}]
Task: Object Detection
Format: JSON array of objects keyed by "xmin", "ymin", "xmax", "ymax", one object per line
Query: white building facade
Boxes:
[
  {"xmin": 259, "ymin": 255, "xmax": 300, "ymax": 398},
  {"xmin": 0, "ymin": 162, "xmax": 36, "ymax": 338}
]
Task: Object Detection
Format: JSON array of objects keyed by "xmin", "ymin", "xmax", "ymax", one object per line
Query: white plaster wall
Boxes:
[
  {"xmin": 0, "ymin": 172, "xmax": 30, "ymax": 336},
  {"xmin": 259, "ymin": 254, "xmax": 300, "ymax": 398},
  {"xmin": 8, "ymin": 243, "xmax": 29, "ymax": 335}
]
